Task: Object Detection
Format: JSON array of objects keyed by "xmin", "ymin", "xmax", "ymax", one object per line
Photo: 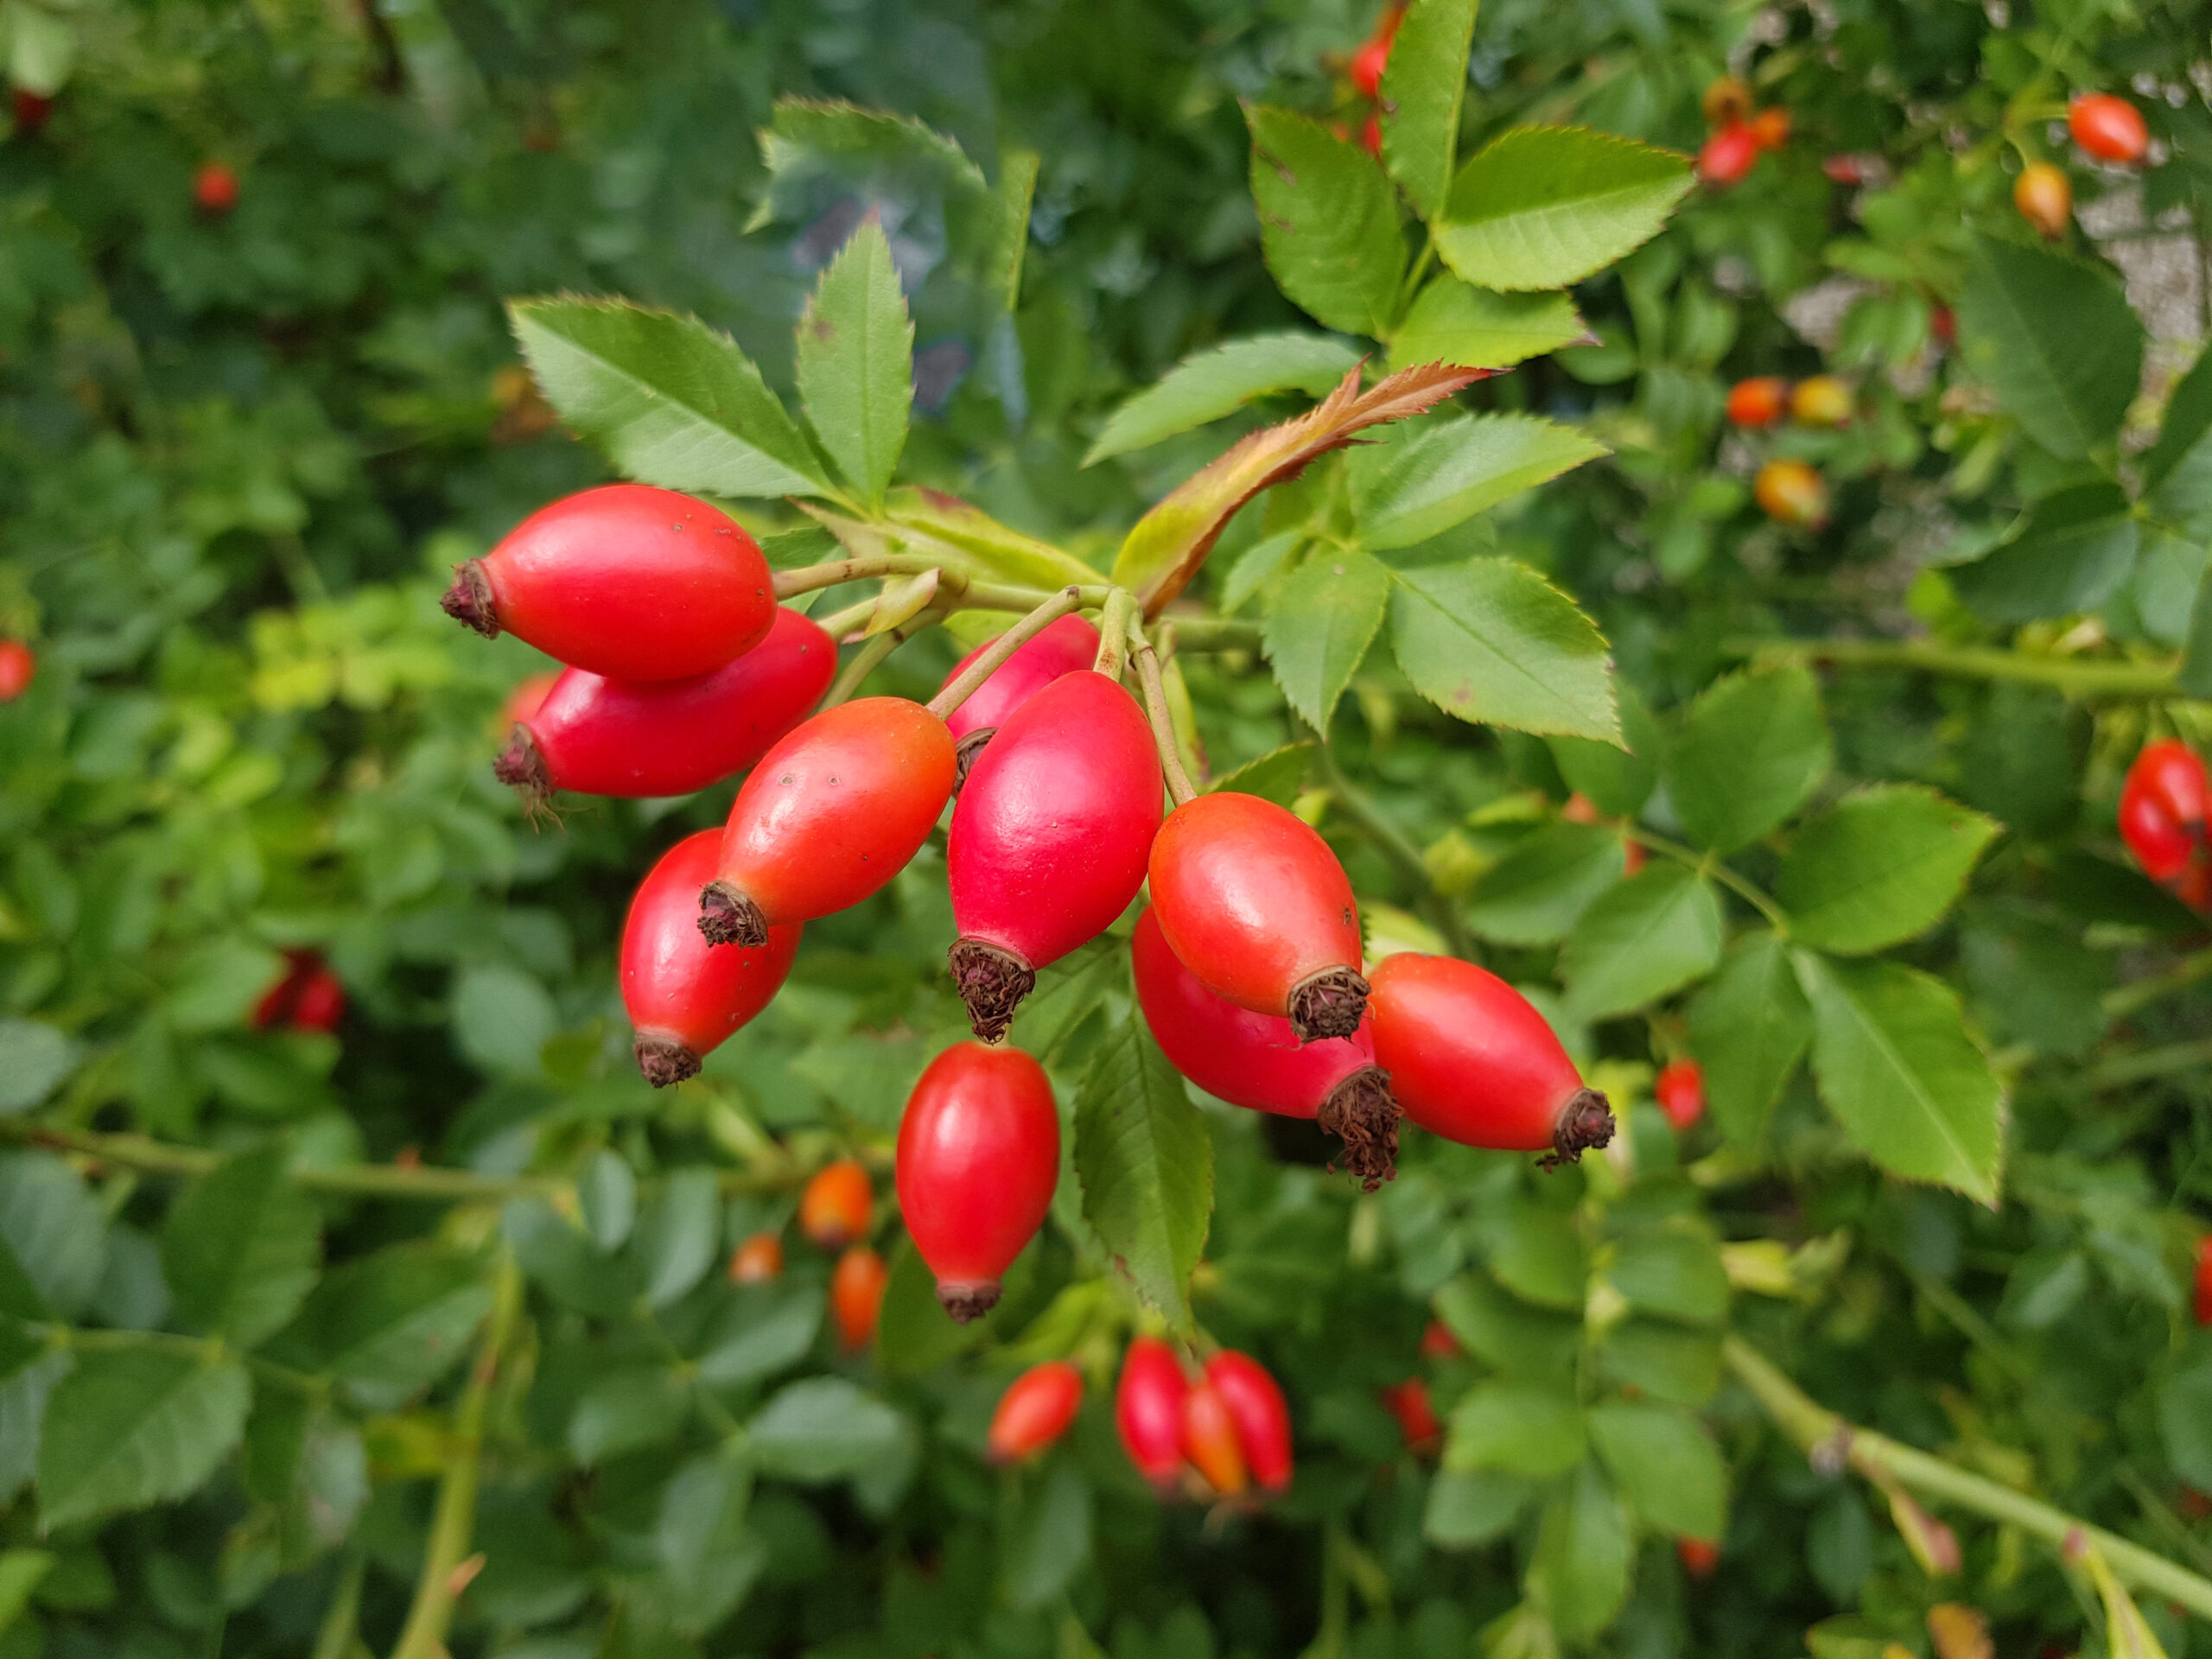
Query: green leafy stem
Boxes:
[{"xmin": 1732, "ymin": 637, "xmax": 2177, "ymax": 701}]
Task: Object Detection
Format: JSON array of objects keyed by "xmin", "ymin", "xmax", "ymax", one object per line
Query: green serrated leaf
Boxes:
[
  {"xmin": 1606, "ymin": 1230, "xmax": 1727, "ymax": 1325},
  {"xmin": 990, "ymin": 149, "xmax": 1041, "ymax": 311},
  {"xmin": 748, "ymin": 1376, "xmax": 907, "ymax": 1483},
  {"xmin": 1073, "ymin": 1016, "xmax": 1213, "ymax": 1331},
  {"xmin": 1462, "ymin": 822, "xmax": 1624, "ymax": 945},
  {"xmin": 161, "ymin": 1145, "xmax": 321, "ymax": 1348},
  {"xmin": 1687, "ymin": 932, "xmax": 1811, "ymax": 1149},
  {"xmin": 1263, "ymin": 544, "xmax": 1391, "ymax": 728},
  {"xmin": 1667, "ymin": 664, "xmax": 1831, "ymax": 853},
  {"xmin": 1796, "ymin": 951, "xmax": 2005, "ymax": 1204},
  {"xmin": 1525, "ymin": 1462, "xmax": 1632, "ymax": 1638},
  {"xmin": 1777, "ymin": 785, "xmax": 1999, "ymax": 954},
  {"xmin": 1560, "ymin": 863, "xmax": 1723, "ymax": 1020},
  {"xmin": 1247, "ymin": 105, "xmax": 1407, "ymax": 337},
  {"xmin": 1587, "ymin": 1402, "xmax": 1726, "ymax": 1541},
  {"xmin": 1950, "ymin": 482, "xmax": 2139, "ymax": 623},
  {"xmin": 656, "ymin": 1451, "xmax": 766, "ymax": 1636},
  {"xmin": 1378, "ymin": 0, "xmax": 1480, "ymax": 221},
  {"xmin": 1435, "ymin": 126, "xmax": 1693, "ymax": 293},
  {"xmin": 1426, "ymin": 1470, "xmax": 1535, "ymax": 1548},
  {"xmin": 1351, "ymin": 412, "xmax": 1606, "ymax": 550},
  {"xmin": 797, "ymin": 219, "xmax": 914, "ymax": 509},
  {"xmin": 0, "ymin": 1020, "xmax": 77, "ymax": 1114},
  {"xmin": 1389, "ymin": 557, "xmax": 1619, "ymax": 741},
  {"xmin": 270, "ymin": 1244, "xmax": 493, "ymax": 1410},
  {"xmin": 1955, "ymin": 232, "xmax": 2142, "ymax": 461},
  {"xmin": 1444, "ymin": 1381, "xmax": 1586, "ymax": 1476},
  {"xmin": 0, "ymin": 1155, "xmax": 105, "ymax": 1322},
  {"xmin": 36, "ymin": 1350, "xmax": 250, "ymax": 1530},
  {"xmin": 1084, "ymin": 334, "xmax": 1363, "ymax": 466},
  {"xmin": 1434, "ymin": 1272, "xmax": 1584, "ymax": 1380},
  {"xmin": 1002, "ymin": 1459, "xmax": 1093, "ymax": 1611},
  {"xmin": 1548, "ymin": 679, "xmax": 1658, "ymax": 817},
  {"xmin": 1389, "ymin": 276, "xmax": 1584, "ymax": 374},
  {"xmin": 1208, "ymin": 741, "xmax": 1317, "ymax": 808},
  {"xmin": 510, "ymin": 299, "xmax": 829, "ymax": 499}
]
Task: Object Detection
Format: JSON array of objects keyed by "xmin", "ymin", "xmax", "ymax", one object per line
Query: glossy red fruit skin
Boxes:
[
  {"xmin": 1182, "ymin": 1380, "xmax": 1248, "ymax": 1495},
  {"xmin": 940, "ymin": 613, "xmax": 1099, "ymax": 770},
  {"xmin": 1725, "ymin": 378, "xmax": 1788, "ymax": 428},
  {"xmin": 194, "ymin": 162, "xmax": 238, "ymax": 214},
  {"xmin": 988, "ymin": 1362, "xmax": 1084, "ymax": 1463},
  {"xmin": 1348, "ymin": 7, "xmax": 1402, "ymax": 98},
  {"xmin": 0, "ymin": 640, "xmax": 35, "ymax": 700},
  {"xmin": 497, "ymin": 607, "xmax": 834, "ymax": 803},
  {"xmin": 446, "ymin": 485, "xmax": 775, "ymax": 682},
  {"xmin": 830, "ymin": 1245, "xmax": 887, "ymax": 1350},
  {"xmin": 1420, "ymin": 1318, "xmax": 1459, "ymax": 1359},
  {"xmin": 1133, "ymin": 908, "xmax": 1398, "ymax": 1189},
  {"xmin": 1380, "ymin": 1378, "xmax": 1440, "ymax": 1452},
  {"xmin": 1655, "ymin": 1058, "xmax": 1706, "ymax": 1131},
  {"xmin": 290, "ymin": 968, "xmax": 346, "ymax": 1033},
  {"xmin": 1116, "ymin": 1338, "xmax": 1188, "ymax": 1488},
  {"xmin": 622, "ymin": 830, "xmax": 801, "ymax": 1085},
  {"xmin": 2196, "ymin": 1237, "xmax": 2212, "ymax": 1327},
  {"xmin": 1204, "ymin": 1351, "xmax": 1293, "ymax": 1492},
  {"xmin": 1697, "ymin": 124, "xmax": 1759, "ymax": 187},
  {"xmin": 2133, "ymin": 741, "xmax": 2209, "ymax": 824},
  {"xmin": 896, "ymin": 1041, "xmax": 1060, "ymax": 1322},
  {"xmin": 1368, "ymin": 953, "xmax": 1614, "ymax": 1162},
  {"xmin": 252, "ymin": 952, "xmax": 314, "ymax": 1030},
  {"xmin": 2070, "ymin": 93, "xmax": 2148, "ymax": 164},
  {"xmin": 702, "ymin": 696, "xmax": 957, "ymax": 946},
  {"xmin": 800, "ymin": 1159, "xmax": 873, "ymax": 1251},
  {"xmin": 2120, "ymin": 741, "xmax": 2209, "ymax": 881},
  {"xmin": 948, "ymin": 671, "xmax": 1160, "ymax": 1039},
  {"xmin": 1147, "ymin": 791, "xmax": 1367, "ymax": 1042}
]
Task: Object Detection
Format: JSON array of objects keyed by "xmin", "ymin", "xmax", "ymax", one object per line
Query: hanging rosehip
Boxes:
[
  {"xmin": 728, "ymin": 1231, "xmax": 783, "ymax": 1283},
  {"xmin": 622, "ymin": 830, "xmax": 801, "ymax": 1085},
  {"xmin": 895, "ymin": 1040, "xmax": 1060, "ymax": 1321},
  {"xmin": 830, "ymin": 1245, "xmax": 887, "ymax": 1350},
  {"xmin": 1116, "ymin": 1338, "xmax": 1188, "ymax": 1489},
  {"xmin": 1420, "ymin": 1319, "xmax": 1459, "ymax": 1359},
  {"xmin": 1655, "ymin": 1058, "xmax": 1706, "ymax": 1131},
  {"xmin": 1754, "ymin": 459, "xmax": 1830, "ymax": 528},
  {"xmin": 1677, "ymin": 1537, "xmax": 1721, "ymax": 1579},
  {"xmin": 1789, "ymin": 375, "xmax": 1853, "ymax": 428},
  {"xmin": 1697, "ymin": 124, "xmax": 1759, "ymax": 188},
  {"xmin": 0, "ymin": 639, "xmax": 35, "ymax": 701},
  {"xmin": 948, "ymin": 671, "xmax": 1160, "ymax": 1039},
  {"xmin": 1379, "ymin": 1378, "xmax": 1440, "ymax": 1454},
  {"xmin": 1132, "ymin": 908, "xmax": 1397, "ymax": 1189},
  {"xmin": 2069, "ymin": 93, "xmax": 2148, "ymax": 164},
  {"xmin": 2013, "ymin": 162, "xmax": 2072, "ymax": 239},
  {"xmin": 251, "ymin": 951, "xmax": 315, "ymax": 1030},
  {"xmin": 1700, "ymin": 75, "xmax": 1752, "ymax": 127},
  {"xmin": 1147, "ymin": 791, "xmax": 1367, "ymax": 1042},
  {"xmin": 194, "ymin": 162, "xmax": 239, "ymax": 215},
  {"xmin": 1725, "ymin": 378, "xmax": 1789, "ymax": 428},
  {"xmin": 1203, "ymin": 1351, "xmax": 1293, "ymax": 1492},
  {"xmin": 699, "ymin": 696, "xmax": 957, "ymax": 947},
  {"xmin": 290, "ymin": 965, "xmax": 346, "ymax": 1033},
  {"xmin": 939, "ymin": 613, "xmax": 1099, "ymax": 785},
  {"xmin": 1348, "ymin": 6, "xmax": 1402, "ymax": 98},
  {"xmin": 442, "ymin": 485, "xmax": 776, "ymax": 682},
  {"xmin": 1368, "ymin": 953, "xmax": 1615, "ymax": 1165},
  {"xmin": 988, "ymin": 1362, "xmax": 1084, "ymax": 1463},
  {"xmin": 1358, "ymin": 114, "xmax": 1382, "ymax": 159},
  {"xmin": 2120, "ymin": 740, "xmax": 2209, "ymax": 882},
  {"xmin": 2196, "ymin": 1237, "xmax": 2212, "ymax": 1327},
  {"xmin": 1747, "ymin": 106, "xmax": 1790, "ymax": 149},
  {"xmin": 799, "ymin": 1158, "xmax": 874, "ymax": 1251},
  {"xmin": 1181, "ymin": 1379, "xmax": 1248, "ymax": 1496},
  {"xmin": 496, "ymin": 607, "xmax": 835, "ymax": 806}
]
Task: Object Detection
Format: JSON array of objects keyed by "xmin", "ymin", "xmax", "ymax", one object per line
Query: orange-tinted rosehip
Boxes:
[
  {"xmin": 1182, "ymin": 1379, "xmax": 1248, "ymax": 1496},
  {"xmin": 895, "ymin": 1041, "xmax": 1060, "ymax": 1322},
  {"xmin": 444, "ymin": 485, "xmax": 775, "ymax": 682},
  {"xmin": 1748, "ymin": 106, "xmax": 1791, "ymax": 149},
  {"xmin": 1790, "ymin": 375, "xmax": 1853, "ymax": 428},
  {"xmin": 799, "ymin": 1159, "xmax": 874, "ymax": 1252},
  {"xmin": 1349, "ymin": 6, "xmax": 1402, "ymax": 98},
  {"xmin": 1678, "ymin": 1537, "xmax": 1721, "ymax": 1578},
  {"xmin": 1133, "ymin": 907, "xmax": 1397, "ymax": 1188},
  {"xmin": 1698, "ymin": 124, "xmax": 1759, "ymax": 187},
  {"xmin": 2014, "ymin": 162, "xmax": 2072, "ymax": 239},
  {"xmin": 1147, "ymin": 791, "xmax": 1367, "ymax": 1042},
  {"xmin": 1655, "ymin": 1058, "xmax": 1706, "ymax": 1130},
  {"xmin": 948, "ymin": 671, "xmax": 1160, "ymax": 1039},
  {"xmin": 497, "ymin": 607, "xmax": 834, "ymax": 805},
  {"xmin": 1754, "ymin": 459, "xmax": 1830, "ymax": 527},
  {"xmin": 988, "ymin": 1361, "xmax": 1084, "ymax": 1462},
  {"xmin": 729, "ymin": 1231, "xmax": 784, "ymax": 1283},
  {"xmin": 830, "ymin": 1245, "xmax": 887, "ymax": 1350},
  {"xmin": 2069, "ymin": 93, "xmax": 2149, "ymax": 165},
  {"xmin": 701, "ymin": 696, "xmax": 957, "ymax": 947},
  {"xmin": 1561, "ymin": 791, "xmax": 1603, "ymax": 824},
  {"xmin": 1116, "ymin": 1338, "xmax": 1188, "ymax": 1489},
  {"xmin": 1621, "ymin": 840, "xmax": 1646, "ymax": 877},
  {"xmin": 1369, "ymin": 953, "xmax": 1615, "ymax": 1164},
  {"xmin": 194, "ymin": 162, "xmax": 238, "ymax": 215},
  {"xmin": 1726, "ymin": 377, "xmax": 1789, "ymax": 428},
  {"xmin": 1205, "ymin": 1351, "xmax": 1293, "ymax": 1491},
  {"xmin": 0, "ymin": 639, "xmax": 30, "ymax": 701},
  {"xmin": 1701, "ymin": 75, "xmax": 1752, "ymax": 128},
  {"xmin": 1380, "ymin": 1378, "xmax": 1440, "ymax": 1453},
  {"xmin": 940, "ymin": 613, "xmax": 1099, "ymax": 782},
  {"xmin": 622, "ymin": 830, "xmax": 801, "ymax": 1085}
]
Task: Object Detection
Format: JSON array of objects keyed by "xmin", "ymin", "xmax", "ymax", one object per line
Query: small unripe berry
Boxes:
[
  {"xmin": 1747, "ymin": 106, "xmax": 1790, "ymax": 149},
  {"xmin": 2069, "ymin": 93, "xmax": 2148, "ymax": 165},
  {"xmin": 799, "ymin": 1159, "xmax": 873, "ymax": 1252},
  {"xmin": 1380, "ymin": 1378, "xmax": 1440, "ymax": 1453},
  {"xmin": 194, "ymin": 162, "xmax": 238, "ymax": 215},
  {"xmin": 2014, "ymin": 162, "xmax": 2072, "ymax": 239},
  {"xmin": 1725, "ymin": 378, "xmax": 1789, "ymax": 428},
  {"xmin": 1655, "ymin": 1058, "xmax": 1706, "ymax": 1130},
  {"xmin": 1205, "ymin": 1351, "xmax": 1293, "ymax": 1491},
  {"xmin": 1182, "ymin": 1380, "xmax": 1248, "ymax": 1496},
  {"xmin": 0, "ymin": 640, "xmax": 31, "ymax": 701},
  {"xmin": 729, "ymin": 1232, "xmax": 784, "ymax": 1283},
  {"xmin": 1754, "ymin": 459, "xmax": 1830, "ymax": 528},
  {"xmin": 1700, "ymin": 75, "xmax": 1752, "ymax": 128},
  {"xmin": 1697, "ymin": 124, "xmax": 1759, "ymax": 188},
  {"xmin": 830, "ymin": 1245, "xmax": 887, "ymax": 1350},
  {"xmin": 1678, "ymin": 1537, "xmax": 1721, "ymax": 1579},
  {"xmin": 1789, "ymin": 375, "xmax": 1853, "ymax": 428},
  {"xmin": 988, "ymin": 1362, "xmax": 1084, "ymax": 1463},
  {"xmin": 1116, "ymin": 1338, "xmax": 1188, "ymax": 1489}
]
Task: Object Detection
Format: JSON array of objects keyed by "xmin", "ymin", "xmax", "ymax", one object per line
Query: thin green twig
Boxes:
[{"xmin": 1622, "ymin": 826, "xmax": 1791, "ymax": 931}]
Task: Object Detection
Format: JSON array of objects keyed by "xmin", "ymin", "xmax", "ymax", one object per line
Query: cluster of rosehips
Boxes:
[
  {"xmin": 0, "ymin": 639, "xmax": 33, "ymax": 702},
  {"xmin": 1112, "ymin": 1338, "xmax": 1293, "ymax": 1499},
  {"xmin": 2014, "ymin": 93, "xmax": 2151, "ymax": 241},
  {"xmin": 251, "ymin": 949, "xmax": 347, "ymax": 1033},
  {"xmin": 2119, "ymin": 739, "xmax": 2210, "ymax": 912},
  {"xmin": 1726, "ymin": 373, "xmax": 1858, "ymax": 532},
  {"xmin": 1335, "ymin": 4, "xmax": 1403, "ymax": 158},
  {"xmin": 727, "ymin": 1158, "xmax": 888, "ymax": 1348},
  {"xmin": 1695, "ymin": 75, "xmax": 1789, "ymax": 188}
]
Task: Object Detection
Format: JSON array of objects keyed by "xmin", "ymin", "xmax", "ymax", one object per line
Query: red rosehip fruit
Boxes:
[
  {"xmin": 194, "ymin": 162, "xmax": 239, "ymax": 215},
  {"xmin": 940, "ymin": 613, "xmax": 1098, "ymax": 783},
  {"xmin": 0, "ymin": 639, "xmax": 35, "ymax": 701},
  {"xmin": 251, "ymin": 951, "xmax": 315, "ymax": 1030},
  {"xmin": 895, "ymin": 1040, "xmax": 1060, "ymax": 1322},
  {"xmin": 496, "ymin": 607, "xmax": 834, "ymax": 806},
  {"xmin": 1789, "ymin": 374, "xmax": 1853, "ymax": 428},
  {"xmin": 1747, "ymin": 106, "xmax": 1791, "ymax": 150},
  {"xmin": 1698, "ymin": 124, "xmax": 1759, "ymax": 188},
  {"xmin": 1359, "ymin": 114, "xmax": 1382, "ymax": 158},
  {"xmin": 1754, "ymin": 458, "xmax": 1830, "ymax": 528},
  {"xmin": 1116, "ymin": 1338, "xmax": 1188, "ymax": 1489},
  {"xmin": 2120, "ymin": 740, "xmax": 2209, "ymax": 882},
  {"xmin": 1700, "ymin": 75, "xmax": 1752, "ymax": 128},
  {"xmin": 2069, "ymin": 93, "xmax": 2149, "ymax": 165},
  {"xmin": 1655, "ymin": 1058, "xmax": 1706, "ymax": 1131},
  {"xmin": 289, "ymin": 966, "xmax": 346, "ymax": 1033},
  {"xmin": 1725, "ymin": 378, "xmax": 1789, "ymax": 428},
  {"xmin": 1147, "ymin": 791, "xmax": 1367, "ymax": 1042},
  {"xmin": 443, "ymin": 485, "xmax": 775, "ymax": 682},
  {"xmin": 1204, "ymin": 1351, "xmax": 1293, "ymax": 1492},
  {"xmin": 988, "ymin": 1361, "xmax": 1084, "ymax": 1463},
  {"xmin": 1367, "ymin": 953, "xmax": 1616, "ymax": 1164},
  {"xmin": 1678, "ymin": 1537, "xmax": 1721, "ymax": 1579},
  {"xmin": 1182, "ymin": 1379, "xmax": 1248, "ymax": 1496},
  {"xmin": 12, "ymin": 90, "xmax": 52, "ymax": 135},
  {"xmin": 729, "ymin": 1231, "xmax": 784, "ymax": 1283},
  {"xmin": 1349, "ymin": 6, "xmax": 1402, "ymax": 99},
  {"xmin": 800, "ymin": 1159, "xmax": 873, "ymax": 1252},
  {"xmin": 1930, "ymin": 303, "xmax": 1956, "ymax": 347},
  {"xmin": 2014, "ymin": 162, "xmax": 2072, "ymax": 239},
  {"xmin": 1132, "ymin": 907, "xmax": 1398, "ymax": 1188},
  {"xmin": 1420, "ymin": 1318, "xmax": 1459, "ymax": 1359},
  {"xmin": 830, "ymin": 1245, "xmax": 887, "ymax": 1350},
  {"xmin": 621, "ymin": 830, "xmax": 801, "ymax": 1085},
  {"xmin": 2196, "ymin": 1237, "xmax": 2212, "ymax": 1327},
  {"xmin": 699, "ymin": 696, "xmax": 957, "ymax": 947},
  {"xmin": 1380, "ymin": 1377, "xmax": 1440, "ymax": 1453},
  {"xmin": 948, "ymin": 671, "xmax": 1160, "ymax": 1039}
]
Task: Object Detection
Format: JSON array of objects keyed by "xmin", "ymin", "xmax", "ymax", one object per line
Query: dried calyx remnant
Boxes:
[
  {"xmin": 1316, "ymin": 1065, "xmax": 1400, "ymax": 1192},
  {"xmin": 634, "ymin": 1035, "xmax": 702, "ymax": 1089},
  {"xmin": 439, "ymin": 562, "xmax": 499, "ymax": 638},
  {"xmin": 948, "ymin": 938, "xmax": 1035, "ymax": 1043},
  {"xmin": 951, "ymin": 728, "xmax": 995, "ymax": 792},
  {"xmin": 1287, "ymin": 967, "xmax": 1370, "ymax": 1043},
  {"xmin": 697, "ymin": 881, "xmax": 770, "ymax": 948},
  {"xmin": 938, "ymin": 1281, "xmax": 1001, "ymax": 1323},
  {"xmin": 1540, "ymin": 1090, "xmax": 1617, "ymax": 1170}
]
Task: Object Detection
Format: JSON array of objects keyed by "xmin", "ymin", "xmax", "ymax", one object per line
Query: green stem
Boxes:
[
  {"xmin": 2104, "ymin": 948, "xmax": 2212, "ymax": 1020},
  {"xmin": 1093, "ymin": 587, "xmax": 1138, "ymax": 681},
  {"xmin": 1730, "ymin": 638, "xmax": 2177, "ymax": 700},
  {"xmin": 1161, "ymin": 614, "xmax": 1263, "ymax": 652},
  {"xmin": 925, "ymin": 587, "xmax": 1084, "ymax": 720},
  {"xmin": 27, "ymin": 1321, "xmax": 326, "ymax": 1394},
  {"xmin": 309, "ymin": 1555, "xmax": 365, "ymax": 1659},
  {"xmin": 389, "ymin": 1255, "xmax": 522, "ymax": 1659},
  {"xmin": 1622, "ymin": 827, "xmax": 1791, "ymax": 932},
  {"xmin": 2083, "ymin": 1037, "xmax": 2212, "ymax": 1092},
  {"xmin": 1314, "ymin": 740, "xmax": 1476, "ymax": 961},
  {"xmin": 1133, "ymin": 636, "xmax": 1198, "ymax": 807},
  {"xmin": 823, "ymin": 605, "xmax": 950, "ymax": 710},
  {"xmin": 1724, "ymin": 1336, "xmax": 2212, "ymax": 1619},
  {"xmin": 772, "ymin": 553, "xmax": 947, "ymax": 598}
]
